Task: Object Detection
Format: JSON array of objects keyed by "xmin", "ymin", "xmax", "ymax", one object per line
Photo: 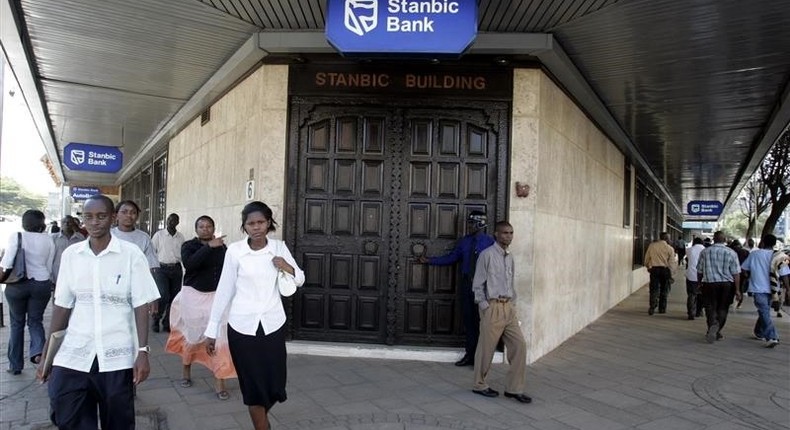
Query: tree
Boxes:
[
  {"xmin": 739, "ymin": 176, "xmax": 770, "ymax": 240},
  {"xmin": 759, "ymin": 131, "xmax": 790, "ymax": 238},
  {"xmin": 0, "ymin": 177, "xmax": 47, "ymax": 216}
]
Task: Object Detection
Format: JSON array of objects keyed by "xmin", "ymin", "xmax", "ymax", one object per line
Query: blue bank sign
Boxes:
[
  {"xmin": 326, "ymin": 0, "xmax": 478, "ymax": 55},
  {"xmin": 64, "ymin": 143, "xmax": 123, "ymax": 173},
  {"xmin": 70, "ymin": 186, "xmax": 100, "ymax": 201},
  {"xmin": 687, "ymin": 200, "xmax": 724, "ymax": 216}
]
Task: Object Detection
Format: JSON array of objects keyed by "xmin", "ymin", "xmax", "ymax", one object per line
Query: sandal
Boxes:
[
  {"xmin": 216, "ymin": 390, "xmax": 230, "ymax": 401},
  {"xmin": 180, "ymin": 378, "xmax": 193, "ymax": 388}
]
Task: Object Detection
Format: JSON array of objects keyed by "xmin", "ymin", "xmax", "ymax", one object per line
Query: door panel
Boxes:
[{"xmin": 288, "ymin": 98, "xmax": 508, "ymax": 345}]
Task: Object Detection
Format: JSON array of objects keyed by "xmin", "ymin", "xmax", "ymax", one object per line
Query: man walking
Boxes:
[
  {"xmin": 644, "ymin": 232, "xmax": 676, "ymax": 315},
  {"xmin": 50, "ymin": 216, "xmax": 85, "ymax": 285},
  {"xmin": 684, "ymin": 237, "xmax": 705, "ymax": 320},
  {"xmin": 696, "ymin": 231, "xmax": 741, "ymax": 343},
  {"xmin": 151, "ymin": 213, "xmax": 185, "ymax": 332},
  {"xmin": 38, "ymin": 195, "xmax": 160, "ymax": 429},
  {"xmin": 471, "ymin": 221, "xmax": 530, "ymax": 404},
  {"xmin": 419, "ymin": 210, "xmax": 494, "ymax": 366},
  {"xmin": 741, "ymin": 234, "xmax": 786, "ymax": 348}
]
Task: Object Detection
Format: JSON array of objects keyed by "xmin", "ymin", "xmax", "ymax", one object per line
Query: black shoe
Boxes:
[
  {"xmin": 152, "ymin": 322, "xmax": 160, "ymax": 333},
  {"xmin": 687, "ymin": 315, "xmax": 695, "ymax": 320},
  {"xmin": 648, "ymin": 307, "xmax": 655, "ymax": 315},
  {"xmin": 716, "ymin": 333, "xmax": 723, "ymax": 341},
  {"xmin": 695, "ymin": 312, "xmax": 702, "ymax": 317},
  {"xmin": 473, "ymin": 388, "xmax": 499, "ymax": 397},
  {"xmin": 705, "ymin": 325, "xmax": 718, "ymax": 344},
  {"xmin": 454, "ymin": 356, "xmax": 474, "ymax": 367},
  {"xmin": 657, "ymin": 309, "xmax": 666, "ymax": 314},
  {"xmin": 162, "ymin": 325, "xmax": 171, "ymax": 333},
  {"xmin": 504, "ymin": 392, "xmax": 532, "ymax": 403},
  {"xmin": 6, "ymin": 369, "xmax": 21, "ymax": 375}
]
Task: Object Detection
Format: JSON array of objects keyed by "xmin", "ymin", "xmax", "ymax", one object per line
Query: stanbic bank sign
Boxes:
[{"xmin": 326, "ymin": 0, "xmax": 478, "ymax": 55}]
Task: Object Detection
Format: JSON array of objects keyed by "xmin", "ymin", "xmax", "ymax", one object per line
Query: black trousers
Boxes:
[
  {"xmin": 648, "ymin": 267, "xmax": 672, "ymax": 312},
  {"xmin": 153, "ymin": 264, "xmax": 183, "ymax": 328},
  {"xmin": 460, "ymin": 276, "xmax": 479, "ymax": 359},
  {"xmin": 700, "ymin": 282, "xmax": 735, "ymax": 334},
  {"xmin": 48, "ymin": 358, "xmax": 135, "ymax": 430}
]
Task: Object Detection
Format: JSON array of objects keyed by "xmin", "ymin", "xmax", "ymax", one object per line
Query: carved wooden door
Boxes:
[{"xmin": 288, "ymin": 98, "xmax": 508, "ymax": 345}]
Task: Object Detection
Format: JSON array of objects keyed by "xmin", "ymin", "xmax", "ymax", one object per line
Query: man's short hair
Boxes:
[
  {"xmin": 87, "ymin": 195, "xmax": 116, "ymax": 213},
  {"xmin": 761, "ymin": 234, "xmax": 777, "ymax": 249},
  {"xmin": 692, "ymin": 237, "xmax": 703, "ymax": 245}
]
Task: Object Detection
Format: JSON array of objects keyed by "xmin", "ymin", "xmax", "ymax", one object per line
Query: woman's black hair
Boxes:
[
  {"xmin": 194, "ymin": 215, "xmax": 215, "ymax": 230},
  {"xmin": 240, "ymin": 201, "xmax": 277, "ymax": 233},
  {"xmin": 22, "ymin": 209, "xmax": 46, "ymax": 233},
  {"xmin": 115, "ymin": 199, "xmax": 141, "ymax": 214}
]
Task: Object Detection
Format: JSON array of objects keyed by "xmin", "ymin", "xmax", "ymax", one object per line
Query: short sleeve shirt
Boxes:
[{"xmin": 53, "ymin": 237, "xmax": 160, "ymax": 372}]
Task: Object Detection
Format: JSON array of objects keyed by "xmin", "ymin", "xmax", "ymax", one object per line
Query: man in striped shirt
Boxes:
[{"xmin": 696, "ymin": 231, "xmax": 742, "ymax": 343}]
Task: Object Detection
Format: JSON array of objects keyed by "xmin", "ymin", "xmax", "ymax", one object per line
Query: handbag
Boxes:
[
  {"xmin": 274, "ymin": 240, "xmax": 297, "ymax": 297},
  {"xmin": 3, "ymin": 233, "xmax": 27, "ymax": 284}
]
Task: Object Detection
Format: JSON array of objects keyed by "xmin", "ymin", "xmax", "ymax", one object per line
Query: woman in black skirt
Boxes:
[{"xmin": 205, "ymin": 201, "xmax": 304, "ymax": 430}]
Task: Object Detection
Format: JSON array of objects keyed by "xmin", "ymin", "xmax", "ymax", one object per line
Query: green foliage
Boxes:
[{"xmin": 0, "ymin": 177, "xmax": 47, "ymax": 216}]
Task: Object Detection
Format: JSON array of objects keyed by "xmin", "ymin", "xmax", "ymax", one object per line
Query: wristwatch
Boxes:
[{"xmin": 138, "ymin": 345, "xmax": 150, "ymax": 353}]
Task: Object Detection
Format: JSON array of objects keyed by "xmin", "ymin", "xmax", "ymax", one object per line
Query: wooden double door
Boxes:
[{"xmin": 286, "ymin": 97, "xmax": 509, "ymax": 345}]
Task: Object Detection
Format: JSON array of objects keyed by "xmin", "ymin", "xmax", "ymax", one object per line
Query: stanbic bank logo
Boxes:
[
  {"xmin": 345, "ymin": 0, "xmax": 378, "ymax": 36},
  {"xmin": 345, "ymin": 0, "xmax": 461, "ymax": 35}
]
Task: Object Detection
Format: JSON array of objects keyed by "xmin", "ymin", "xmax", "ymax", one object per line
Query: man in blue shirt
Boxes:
[
  {"xmin": 741, "ymin": 234, "xmax": 786, "ymax": 348},
  {"xmin": 419, "ymin": 211, "xmax": 494, "ymax": 366}
]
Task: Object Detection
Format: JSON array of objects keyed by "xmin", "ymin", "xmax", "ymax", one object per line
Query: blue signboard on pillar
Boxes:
[
  {"xmin": 325, "ymin": 0, "xmax": 478, "ymax": 55},
  {"xmin": 64, "ymin": 143, "xmax": 123, "ymax": 173},
  {"xmin": 687, "ymin": 200, "xmax": 724, "ymax": 216},
  {"xmin": 70, "ymin": 186, "xmax": 100, "ymax": 201}
]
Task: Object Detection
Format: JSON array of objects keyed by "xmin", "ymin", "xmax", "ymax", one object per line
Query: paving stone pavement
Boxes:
[{"xmin": 1, "ymin": 278, "xmax": 788, "ymax": 430}]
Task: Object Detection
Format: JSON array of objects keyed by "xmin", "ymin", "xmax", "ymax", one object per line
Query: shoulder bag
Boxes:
[{"xmin": 2, "ymin": 232, "xmax": 27, "ymax": 284}]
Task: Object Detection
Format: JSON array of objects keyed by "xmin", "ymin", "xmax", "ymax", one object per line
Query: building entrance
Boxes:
[{"xmin": 286, "ymin": 97, "xmax": 509, "ymax": 346}]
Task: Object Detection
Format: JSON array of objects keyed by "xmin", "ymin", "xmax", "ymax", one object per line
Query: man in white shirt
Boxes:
[
  {"xmin": 150, "ymin": 213, "xmax": 185, "ymax": 332},
  {"xmin": 38, "ymin": 195, "xmax": 160, "ymax": 429},
  {"xmin": 684, "ymin": 237, "xmax": 705, "ymax": 320}
]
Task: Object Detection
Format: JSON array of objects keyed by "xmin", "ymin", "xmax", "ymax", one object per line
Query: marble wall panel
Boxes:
[{"xmin": 167, "ymin": 65, "xmax": 289, "ymax": 243}]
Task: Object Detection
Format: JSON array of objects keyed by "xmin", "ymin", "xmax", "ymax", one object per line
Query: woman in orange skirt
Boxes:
[{"xmin": 165, "ymin": 215, "xmax": 235, "ymax": 400}]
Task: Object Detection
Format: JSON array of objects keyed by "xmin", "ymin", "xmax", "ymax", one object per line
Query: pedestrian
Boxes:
[
  {"xmin": 37, "ymin": 195, "xmax": 160, "ymax": 428},
  {"xmin": 675, "ymin": 237, "xmax": 687, "ymax": 268},
  {"xmin": 165, "ymin": 215, "xmax": 235, "ymax": 401},
  {"xmin": 112, "ymin": 199, "xmax": 161, "ymax": 317},
  {"xmin": 205, "ymin": 201, "xmax": 304, "ymax": 430},
  {"xmin": 696, "ymin": 231, "xmax": 741, "ymax": 343},
  {"xmin": 151, "ymin": 213, "xmax": 186, "ymax": 332},
  {"xmin": 51, "ymin": 215, "xmax": 86, "ymax": 286},
  {"xmin": 728, "ymin": 239, "xmax": 750, "ymax": 309},
  {"xmin": 418, "ymin": 210, "xmax": 494, "ymax": 366},
  {"xmin": 644, "ymin": 232, "xmax": 676, "ymax": 315},
  {"xmin": 741, "ymin": 234, "xmax": 786, "ymax": 348},
  {"xmin": 0, "ymin": 209, "xmax": 55, "ymax": 374},
  {"xmin": 471, "ymin": 221, "xmax": 531, "ymax": 404},
  {"xmin": 684, "ymin": 237, "xmax": 705, "ymax": 320}
]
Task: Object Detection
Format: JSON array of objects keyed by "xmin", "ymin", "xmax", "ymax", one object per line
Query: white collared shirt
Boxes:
[
  {"xmin": 0, "ymin": 231, "xmax": 55, "ymax": 282},
  {"xmin": 53, "ymin": 236, "xmax": 160, "ymax": 372},
  {"xmin": 205, "ymin": 238, "xmax": 305, "ymax": 338},
  {"xmin": 151, "ymin": 229, "xmax": 185, "ymax": 264}
]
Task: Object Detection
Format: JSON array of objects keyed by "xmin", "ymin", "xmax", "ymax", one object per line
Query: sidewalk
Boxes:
[{"xmin": 1, "ymin": 281, "xmax": 788, "ymax": 430}]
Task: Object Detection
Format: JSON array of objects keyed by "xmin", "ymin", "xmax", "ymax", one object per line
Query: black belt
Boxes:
[
  {"xmin": 489, "ymin": 297, "xmax": 512, "ymax": 303},
  {"xmin": 159, "ymin": 263, "xmax": 181, "ymax": 268}
]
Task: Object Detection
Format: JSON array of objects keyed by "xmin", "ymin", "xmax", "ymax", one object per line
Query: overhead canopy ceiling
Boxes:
[{"xmin": 3, "ymin": 0, "xmax": 789, "ymax": 217}]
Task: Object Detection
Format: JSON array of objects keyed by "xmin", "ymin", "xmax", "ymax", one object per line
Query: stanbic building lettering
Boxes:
[{"xmin": 326, "ymin": 0, "xmax": 477, "ymax": 55}]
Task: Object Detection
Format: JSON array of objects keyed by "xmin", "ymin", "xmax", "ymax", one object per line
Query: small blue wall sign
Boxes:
[
  {"xmin": 70, "ymin": 186, "xmax": 101, "ymax": 201},
  {"xmin": 687, "ymin": 200, "xmax": 724, "ymax": 216},
  {"xmin": 325, "ymin": 0, "xmax": 478, "ymax": 55},
  {"xmin": 64, "ymin": 143, "xmax": 123, "ymax": 173}
]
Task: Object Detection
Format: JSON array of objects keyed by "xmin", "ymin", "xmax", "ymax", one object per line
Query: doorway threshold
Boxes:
[{"xmin": 286, "ymin": 340, "xmax": 505, "ymax": 363}]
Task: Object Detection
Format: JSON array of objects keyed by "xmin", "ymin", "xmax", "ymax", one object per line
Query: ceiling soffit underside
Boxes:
[
  {"xmin": 550, "ymin": 0, "xmax": 790, "ymax": 207},
  {"xmin": 18, "ymin": 0, "xmax": 259, "ymax": 184},
  {"xmin": 197, "ymin": 0, "xmax": 625, "ymax": 31}
]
